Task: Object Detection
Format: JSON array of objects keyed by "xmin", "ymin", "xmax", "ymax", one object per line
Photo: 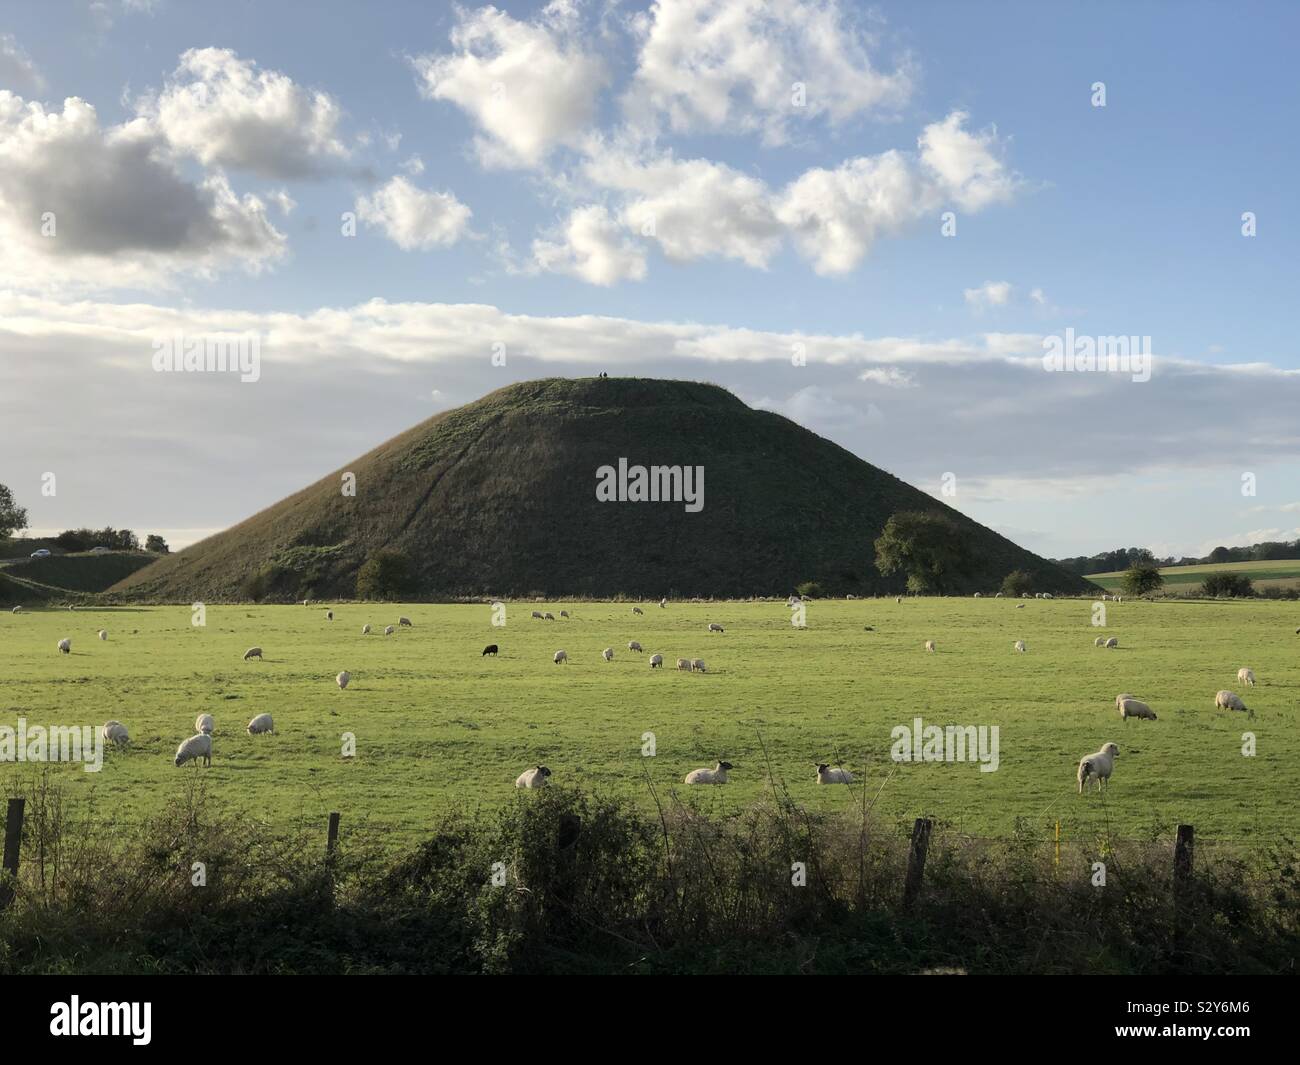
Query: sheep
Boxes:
[
  {"xmin": 994, "ymin": 592, "xmax": 1003, "ymax": 598},
  {"xmin": 243, "ymin": 646, "xmax": 263, "ymax": 661},
  {"xmin": 336, "ymin": 671, "xmax": 351, "ymax": 690},
  {"xmin": 543, "ymin": 612, "xmax": 555, "ymax": 621},
  {"xmin": 531, "ymin": 610, "xmax": 544, "ymax": 619},
  {"xmin": 515, "ymin": 765, "xmax": 552, "ymax": 789},
  {"xmin": 633, "ymin": 607, "xmax": 644, "ymax": 615},
  {"xmin": 1042, "ymin": 592, "xmax": 1053, "ymax": 600},
  {"xmin": 627, "ymin": 641, "xmax": 643, "ymax": 652},
  {"xmin": 1215, "ymin": 690, "xmax": 1252, "ymax": 718},
  {"xmin": 649, "ymin": 654, "xmax": 664, "ymax": 668},
  {"xmin": 1114, "ymin": 595, "xmax": 1122, "ymax": 604},
  {"xmin": 384, "ymin": 625, "xmax": 395, "ymax": 636},
  {"xmin": 553, "ymin": 649, "xmax": 568, "ymax": 664},
  {"xmin": 326, "ymin": 610, "xmax": 334, "ymax": 621},
  {"xmin": 1101, "ymin": 594, "xmax": 1109, "ymax": 601},
  {"xmin": 974, "ymin": 592, "xmax": 982, "ymax": 598},
  {"xmin": 924, "ymin": 640, "xmax": 935, "ymax": 652},
  {"xmin": 195, "ymin": 713, "xmax": 214, "ymax": 735},
  {"xmin": 98, "ymin": 629, "xmax": 108, "ymax": 641},
  {"xmin": 11, "ymin": 605, "xmax": 20, "ymax": 613},
  {"xmin": 399, "ymin": 616, "xmax": 412, "ymax": 627},
  {"xmin": 816, "ymin": 763, "xmax": 853, "ymax": 784},
  {"xmin": 175, "ymin": 733, "xmax": 212, "ymax": 767},
  {"xmin": 1104, "ymin": 637, "xmax": 1119, "ymax": 648},
  {"xmin": 1115, "ymin": 692, "xmax": 1136, "ymax": 710},
  {"xmin": 482, "ymin": 644, "xmax": 499, "ymax": 656},
  {"xmin": 707, "ymin": 623, "xmax": 724, "ymax": 633},
  {"xmin": 247, "ymin": 713, "xmax": 275, "ymax": 735},
  {"xmin": 362, "ymin": 624, "xmax": 372, "ymax": 635},
  {"xmin": 1013, "ymin": 640, "xmax": 1026, "ymax": 653},
  {"xmin": 560, "ymin": 610, "xmax": 569, "ymax": 618},
  {"xmin": 57, "ymin": 637, "xmax": 71, "ymax": 654},
  {"xmin": 1095, "ymin": 636, "xmax": 1106, "ymax": 647},
  {"xmin": 1034, "ymin": 592, "xmax": 1043, "ymax": 599},
  {"xmin": 676, "ymin": 658, "xmax": 691, "ymax": 671},
  {"xmin": 1118, "ymin": 697, "xmax": 1157, "ymax": 722},
  {"xmin": 602, "ymin": 647, "xmax": 614, "ymax": 662},
  {"xmin": 684, "ymin": 760, "xmax": 733, "ymax": 784},
  {"xmin": 102, "ymin": 720, "xmax": 129, "ymax": 746},
  {"xmin": 1077, "ymin": 742, "xmax": 1119, "ymax": 793},
  {"xmin": 1016, "ymin": 603, "xmax": 1025, "ymax": 609},
  {"xmin": 660, "ymin": 597, "xmax": 667, "ymax": 608},
  {"xmin": 1237, "ymin": 667, "xmax": 1256, "ymax": 687},
  {"xmin": 896, "ymin": 597, "xmax": 902, "ymax": 604},
  {"xmin": 691, "ymin": 659, "xmax": 706, "ymax": 672}
]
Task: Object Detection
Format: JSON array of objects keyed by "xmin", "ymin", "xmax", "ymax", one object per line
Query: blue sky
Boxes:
[{"xmin": 2, "ymin": 0, "xmax": 1298, "ymax": 558}]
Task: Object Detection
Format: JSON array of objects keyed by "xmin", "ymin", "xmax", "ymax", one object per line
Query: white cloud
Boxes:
[
  {"xmin": 0, "ymin": 34, "xmax": 45, "ymax": 95},
  {"xmin": 0, "ymin": 91, "xmax": 285, "ymax": 290},
  {"xmin": 532, "ymin": 204, "xmax": 647, "ymax": 285},
  {"xmin": 964, "ymin": 280, "xmax": 1013, "ymax": 309},
  {"xmin": 354, "ymin": 176, "xmax": 473, "ymax": 250},
  {"xmin": 858, "ymin": 366, "xmax": 916, "ymax": 388},
  {"xmin": 139, "ymin": 48, "xmax": 351, "ymax": 179},
  {"xmin": 623, "ymin": 0, "xmax": 912, "ymax": 144},
  {"xmin": 1029, "ymin": 287, "xmax": 1047, "ymax": 305},
  {"xmin": 413, "ymin": 2, "xmax": 608, "ymax": 168},
  {"xmin": 918, "ymin": 110, "xmax": 1019, "ymax": 211}
]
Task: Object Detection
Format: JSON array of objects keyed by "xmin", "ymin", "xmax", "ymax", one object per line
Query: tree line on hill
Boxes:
[
  {"xmin": 1052, "ymin": 539, "xmax": 1300, "ymax": 577},
  {"xmin": 0, "ymin": 482, "xmax": 168, "ymax": 554}
]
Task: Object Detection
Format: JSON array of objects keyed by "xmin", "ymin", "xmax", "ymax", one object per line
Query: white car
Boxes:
[
  {"xmin": 30, "ymin": 549, "xmax": 51, "ymax": 559},
  {"xmin": 89, "ymin": 546, "xmax": 110, "ymax": 554}
]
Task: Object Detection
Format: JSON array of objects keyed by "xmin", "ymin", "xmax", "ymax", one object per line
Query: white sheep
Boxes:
[
  {"xmin": 1077, "ymin": 742, "xmax": 1119, "ymax": 793},
  {"xmin": 1016, "ymin": 604, "xmax": 1025, "ymax": 609},
  {"xmin": 399, "ymin": 616, "xmax": 412, "ymax": 627},
  {"xmin": 896, "ymin": 597, "xmax": 902, "ymax": 604},
  {"xmin": 553, "ymin": 649, "xmax": 568, "ymax": 664},
  {"xmin": 660, "ymin": 597, "xmax": 667, "ymax": 608},
  {"xmin": 684, "ymin": 760, "xmax": 733, "ymax": 784},
  {"xmin": 195, "ymin": 713, "xmax": 214, "ymax": 735},
  {"xmin": 175, "ymin": 733, "xmax": 212, "ymax": 767},
  {"xmin": 1042, "ymin": 592, "xmax": 1053, "ymax": 600},
  {"xmin": 515, "ymin": 765, "xmax": 551, "ymax": 789},
  {"xmin": 384, "ymin": 625, "xmax": 395, "ymax": 636},
  {"xmin": 974, "ymin": 592, "xmax": 982, "ymax": 598},
  {"xmin": 1237, "ymin": 667, "xmax": 1255, "ymax": 687},
  {"xmin": 1104, "ymin": 637, "xmax": 1119, "ymax": 648},
  {"xmin": 1101, "ymin": 594, "xmax": 1109, "ymax": 601},
  {"xmin": 676, "ymin": 657, "xmax": 691, "ymax": 671},
  {"xmin": 57, "ymin": 637, "xmax": 71, "ymax": 654},
  {"xmin": 11, "ymin": 605, "xmax": 21, "ymax": 614},
  {"xmin": 1118, "ymin": 697, "xmax": 1157, "ymax": 722},
  {"xmin": 1013, "ymin": 640, "xmax": 1026, "ymax": 653},
  {"xmin": 362, "ymin": 624, "xmax": 371, "ymax": 635},
  {"xmin": 98, "ymin": 629, "xmax": 108, "ymax": 641},
  {"xmin": 649, "ymin": 653, "xmax": 664, "ymax": 668},
  {"xmin": 1095, "ymin": 636, "xmax": 1106, "ymax": 647},
  {"xmin": 102, "ymin": 720, "xmax": 129, "ymax": 746},
  {"xmin": 707, "ymin": 623, "xmax": 724, "ymax": 633},
  {"xmin": 924, "ymin": 640, "xmax": 935, "ymax": 653},
  {"xmin": 1114, "ymin": 595, "xmax": 1122, "ymax": 604},
  {"xmin": 816, "ymin": 763, "xmax": 853, "ymax": 784},
  {"xmin": 1215, "ymin": 690, "xmax": 1252, "ymax": 718},
  {"xmin": 326, "ymin": 610, "xmax": 334, "ymax": 621},
  {"xmin": 336, "ymin": 671, "xmax": 351, "ymax": 690},
  {"xmin": 691, "ymin": 659, "xmax": 706, "ymax": 672},
  {"xmin": 602, "ymin": 647, "xmax": 614, "ymax": 662},
  {"xmin": 1115, "ymin": 692, "xmax": 1135, "ymax": 710},
  {"xmin": 633, "ymin": 607, "xmax": 644, "ymax": 615},
  {"xmin": 627, "ymin": 641, "xmax": 643, "ymax": 652},
  {"xmin": 243, "ymin": 646, "xmax": 263, "ymax": 660},
  {"xmin": 994, "ymin": 592, "xmax": 1003, "ymax": 598},
  {"xmin": 247, "ymin": 713, "xmax": 275, "ymax": 735}
]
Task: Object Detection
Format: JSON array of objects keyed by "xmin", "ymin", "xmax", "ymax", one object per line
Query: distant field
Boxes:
[
  {"xmin": 2, "ymin": 598, "xmax": 1295, "ymax": 848},
  {"xmin": 1087, "ymin": 559, "xmax": 1300, "ymax": 594},
  {"xmin": 0, "ymin": 551, "xmax": 157, "ymax": 596}
]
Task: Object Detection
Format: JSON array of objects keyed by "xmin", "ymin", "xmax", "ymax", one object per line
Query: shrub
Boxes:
[
  {"xmin": 356, "ymin": 550, "xmax": 414, "ymax": 600},
  {"xmin": 795, "ymin": 581, "xmax": 824, "ymax": 598},
  {"xmin": 1001, "ymin": 570, "xmax": 1033, "ymax": 597},
  {"xmin": 1121, "ymin": 563, "xmax": 1164, "ymax": 596},
  {"xmin": 1200, "ymin": 572, "xmax": 1254, "ymax": 597}
]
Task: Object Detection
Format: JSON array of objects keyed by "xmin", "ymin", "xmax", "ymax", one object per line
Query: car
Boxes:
[
  {"xmin": 30, "ymin": 549, "xmax": 51, "ymax": 559},
  {"xmin": 89, "ymin": 546, "xmax": 110, "ymax": 554}
]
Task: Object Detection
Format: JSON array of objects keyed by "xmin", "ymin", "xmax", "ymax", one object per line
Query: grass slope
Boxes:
[
  {"xmin": 1087, "ymin": 559, "xmax": 1300, "ymax": 593},
  {"xmin": 0, "ymin": 552, "xmax": 157, "ymax": 595}
]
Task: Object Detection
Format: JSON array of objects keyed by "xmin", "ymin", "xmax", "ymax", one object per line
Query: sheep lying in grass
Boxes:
[
  {"xmin": 1013, "ymin": 640, "xmax": 1026, "ymax": 653},
  {"xmin": 1077, "ymin": 742, "xmax": 1119, "ymax": 793},
  {"xmin": 243, "ymin": 646, "xmax": 263, "ymax": 661},
  {"xmin": 102, "ymin": 721, "xmax": 129, "ymax": 746},
  {"xmin": 515, "ymin": 765, "xmax": 551, "ymax": 789},
  {"xmin": 336, "ymin": 671, "xmax": 351, "ymax": 690},
  {"xmin": 816, "ymin": 763, "xmax": 853, "ymax": 784},
  {"xmin": 57, "ymin": 638, "xmax": 71, "ymax": 654},
  {"xmin": 691, "ymin": 659, "xmax": 706, "ymax": 672},
  {"xmin": 1118, "ymin": 697, "xmax": 1156, "ymax": 722},
  {"xmin": 627, "ymin": 640, "xmax": 643, "ymax": 652},
  {"xmin": 247, "ymin": 713, "xmax": 275, "ymax": 735},
  {"xmin": 1215, "ymin": 690, "xmax": 1252, "ymax": 718},
  {"xmin": 602, "ymin": 647, "xmax": 614, "ymax": 662},
  {"xmin": 553, "ymin": 649, "xmax": 568, "ymax": 664},
  {"xmin": 649, "ymin": 654, "xmax": 663, "ymax": 668},
  {"xmin": 195, "ymin": 714, "xmax": 214, "ymax": 735},
  {"xmin": 684, "ymin": 760, "xmax": 732, "ymax": 784},
  {"xmin": 175, "ymin": 733, "xmax": 212, "ymax": 767},
  {"xmin": 1237, "ymin": 667, "xmax": 1256, "ymax": 687},
  {"xmin": 924, "ymin": 640, "xmax": 935, "ymax": 653}
]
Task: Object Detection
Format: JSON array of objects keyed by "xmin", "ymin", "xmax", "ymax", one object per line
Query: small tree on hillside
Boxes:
[
  {"xmin": 145, "ymin": 535, "xmax": 170, "ymax": 553},
  {"xmin": 874, "ymin": 511, "xmax": 971, "ymax": 595},
  {"xmin": 356, "ymin": 550, "xmax": 414, "ymax": 600},
  {"xmin": 0, "ymin": 484, "xmax": 28, "ymax": 541},
  {"xmin": 1200, "ymin": 572, "xmax": 1254, "ymax": 597},
  {"xmin": 795, "ymin": 581, "xmax": 824, "ymax": 598},
  {"xmin": 1121, "ymin": 563, "xmax": 1164, "ymax": 597},
  {"xmin": 1001, "ymin": 570, "xmax": 1033, "ymax": 597}
]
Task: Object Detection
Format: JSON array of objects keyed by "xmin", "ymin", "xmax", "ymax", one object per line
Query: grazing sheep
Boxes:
[
  {"xmin": 691, "ymin": 659, "xmax": 706, "ymax": 672},
  {"xmin": 362, "ymin": 624, "xmax": 372, "ymax": 635},
  {"xmin": 1077, "ymin": 742, "xmax": 1119, "ymax": 793},
  {"xmin": 243, "ymin": 646, "xmax": 263, "ymax": 661},
  {"xmin": 707, "ymin": 623, "xmax": 724, "ymax": 633},
  {"xmin": 602, "ymin": 647, "xmax": 614, "ymax": 662},
  {"xmin": 896, "ymin": 597, "xmax": 902, "ymax": 604},
  {"xmin": 98, "ymin": 629, "xmax": 108, "ymax": 641},
  {"xmin": 1101, "ymin": 594, "xmax": 1109, "ymax": 601},
  {"xmin": 660, "ymin": 597, "xmax": 667, "ymax": 608},
  {"xmin": 384, "ymin": 625, "xmax": 395, "ymax": 636},
  {"xmin": 649, "ymin": 654, "xmax": 664, "ymax": 668},
  {"xmin": 1104, "ymin": 637, "xmax": 1119, "ymax": 648},
  {"xmin": 399, "ymin": 616, "xmax": 412, "ymax": 627},
  {"xmin": 175, "ymin": 733, "xmax": 212, "ymax": 767},
  {"xmin": 57, "ymin": 638, "xmax": 71, "ymax": 654},
  {"xmin": 1013, "ymin": 640, "xmax": 1026, "ymax": 653},
  {"xmin": 336, "ymin": 671, "xmax": 351, "ymax": 690},
  {"xmin": 1215, "ymin": 690, "xmax": 1252, "ymax": 718},
  {"xmin": 863, "ymin": 626, "xmax": 874, "ymax": 631},
  {"xmin": 553, "ymin": 649, "xmax": 568, "ymax": 664},
  {"xmin": 1115, "ymin": 692, "xmax": 1136, "ymax": 710},
  {"xmin": 633, "ymin": 607, "xmax": 644, "ymax": 615},
  {"xmin": 302, "ymin": 600, "xmax": 309, "ymax": 606},
  {"xmin": 482, "ymin": 644, "xmax": 499, "ymax": 656},
  {"xmin": 515, "ymin": 765, "xmax": 551, "ymax": 789},
  {"xmin": 924, "ymin": 640, "xmax": 935, "ymax": 653},
  {"xmin": 543, "ymin": 612, "xmax": 555, "ymax": 621},
  {"xmin": 1042, "ymin": 592, "xmax": 1053, "ymax": 600},
  {"xmin": 994, "ymin": 592, "xmax": 1003, "ymax": 598},
  {"xmin": 195, "ymin": 714, "xmax": 214, "ymax": 735},
  {"xmin": 1016, "ymin": 603, "xmax": 1025, "ymax": 609},
  {"xmin": 326, "ymin": 610, "xmax": 334, "ymax": 621},
  {"xmin": 974, "ymin": 592, "xmax": 982, "ymax": 598},
  {"xmin": 1237, "ymin": 667, "xmax": 1256, "ymax": 687},
  {"xmin": 1114, "ymin": 595, "xmax": 1122, "ymax": 604},
  {"xmin": 1118, "ymin": 697, "xmax": 1157, "ymax": 722},
  {"xmin": 531, "ymin": 611, "xmax": 544, "ymax": 619},
  {"xmin": 816, "ymin": 763, "xmax": 853, "ymax": 785},
  {"xmin": 1095, "ymin": 636, "xmax": 1106, "ymax": 647},
  {"xmin": 247, "ymin": 713, "xmax": 275, "ymax": 735},
  {"xmin": 627, "ymin": 641, "xmax": 643, "ymax": 652},
  {"xmin": 102, "ymin": 721, "xmax": 129, "ymax": 746},
  {"xmin": 685, "ymin": 760, "xmax": 733, "ymax": 784},
  {"xmin": 560, "ymin": 610, "xmax": 569, "ymax": 618},
  {"xmin": 676, "ymin": 658, "xmax": 691, "ymax": 671}
]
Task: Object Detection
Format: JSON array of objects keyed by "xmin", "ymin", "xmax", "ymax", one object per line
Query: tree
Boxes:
[
  {"xmin": 1001, "ymin": 570, "xmax": 1033, "ymax": 597},
  {"xmin": 795, "ymin": 580, "xmax": 824, "ymax": 598},
  {"xmin": 1121, "ymin": 563, "xmax": 1164, "ymax": 597},
  {"xmin": 1200, "ymin": 572, "xmax": 1254, "ymax": 597},
  {"xmin": 145, "ymin": 535, "xmax": 170, "ymax": 553},
  {"xmin": 356, "ymin": 550, "xmax": 414, "ymax": 600},
  {"xmin": 874, "ymin": 511, "xmax": 971, "ymax": 595},
  {"xmin": 0, "ymin": 484, "xmax": 28, "ymax": 541}
]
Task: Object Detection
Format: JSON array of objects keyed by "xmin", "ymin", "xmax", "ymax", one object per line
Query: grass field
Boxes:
[
  {"xmin": 1087, "ymin": 558, "xmax": 1300, "ymax": 594},
  {"xmin": 2, "ymin": 598, "xmax": 1297, "ymax": 847}
]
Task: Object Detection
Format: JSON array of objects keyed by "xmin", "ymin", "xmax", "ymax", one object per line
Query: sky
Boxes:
[{"xmin": 1, "ymin": 0, "xmax": 1298, "ymax": 558}]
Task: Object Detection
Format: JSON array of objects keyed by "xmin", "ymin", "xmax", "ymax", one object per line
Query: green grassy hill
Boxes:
[
  {"xmin": 1087, "ymin": 559, "xmax": 1300, "ymax": 594},
  {"xmin": 113, "ymin": 377, "xmax": 1097, "ymax": 601},
  {"xmin": 0, "ymin": 551, "xmax": 157, "ymax": 602}
]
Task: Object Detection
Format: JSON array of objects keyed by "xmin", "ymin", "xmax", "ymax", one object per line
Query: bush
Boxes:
[
  {"xmin": 1121, "ymin": 563, "xmax": 1164, "ymax": 596},
  {"xmin": 1200, "ymin": 572, "xmax": 1254, "ymax": 597},
  {"xmin": 1001, "ymin": 570, "xmax": 1033, "ymax": 597},
  {"xmin": 145, "ymin": 535, "xmax": 169, "ymax": 553},
  {"xmin": 795, "ymin": 581, "xmax": 824, "ymax": 598},
  {"xmin": 356, "ymin": 550, "xmax": 414, "ymax": 600}
]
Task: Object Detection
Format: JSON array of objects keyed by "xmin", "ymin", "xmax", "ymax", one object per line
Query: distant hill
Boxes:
[
  {"xmin": 0, "ymin": 550, "xmax": 157, "ymax": 603},
  {"xmin": 1087, "ymin": 559, "xmax": 1300, "ymax": 595},
  {"xmin": 112, "ymin": 378, "xmax": 1098, "ymax": 601}
]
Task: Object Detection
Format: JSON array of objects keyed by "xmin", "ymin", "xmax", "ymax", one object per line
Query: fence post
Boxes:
[
  {"xmin": 902, "ymin": 817, "xmax": 933, "ymax": 909},
  {"xmin": 0, "ymin": 797, "xmax": 24, "ymax": 910},
  {"xmin": 326, "ymin": 812, "xmax": 340, "ymax": 859},
  {"xmin": 1173, "ymin": 824, "xmax": 1194, "ymax": 955}
]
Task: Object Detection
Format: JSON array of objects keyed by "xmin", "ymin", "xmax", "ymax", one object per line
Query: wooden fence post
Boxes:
[
  {"xmin": 326, "ymin": 812, "xmax": 340, "ymax": 859},
  {"xmin": 1173, "ymin": 824, "xmax": 1194, "ymax": 955},
  {"xmin": 902, "ymin": 817, "xmax": 933, "ymax": 909},
  {"xmin": 0, "ymin": 797, "xmax": 24, "ymax": 910}
]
